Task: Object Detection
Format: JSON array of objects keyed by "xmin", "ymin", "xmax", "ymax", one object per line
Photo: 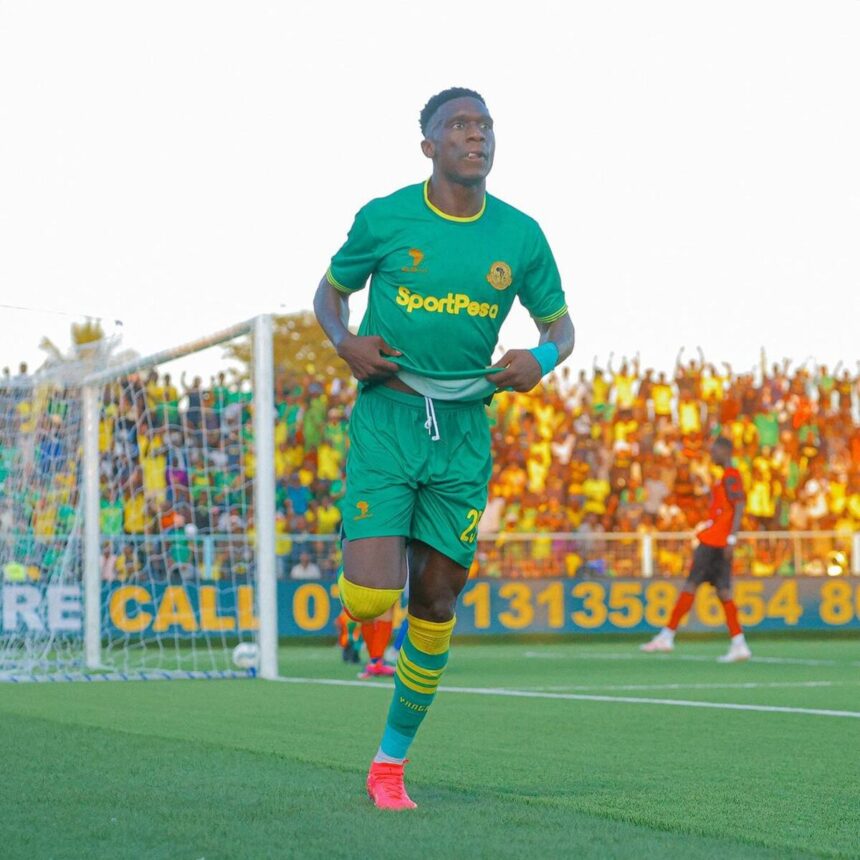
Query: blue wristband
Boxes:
[{"xmin": 529, "ymin": 342, "xmax": 559, "ymax": 376}]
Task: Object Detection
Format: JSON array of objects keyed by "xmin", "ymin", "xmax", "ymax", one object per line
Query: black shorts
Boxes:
[{"xmin": 686, "ymin": 543, "xmax": 731, "ymax": 591}]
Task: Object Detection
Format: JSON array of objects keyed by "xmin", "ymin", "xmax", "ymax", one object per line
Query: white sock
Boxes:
[
  {"xmin": 731, "ymin": 633, "xmax": 746, "ymax": 646},
  {"xmin": 373, "ymin": 747, "xmax": 404, "ymax": 765},
  {"xmin": 661, "ymin": 628, "xmax": 675, "ymax": 642}
]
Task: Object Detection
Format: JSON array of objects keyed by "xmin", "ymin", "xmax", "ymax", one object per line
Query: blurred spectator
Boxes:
[
  {"xmin": 290, "ymin": 551, "xmax": 322, "ymax": 580},
  {"xmin": 3, "ymin": 350, "xmax": 858, "ymax": 583}
]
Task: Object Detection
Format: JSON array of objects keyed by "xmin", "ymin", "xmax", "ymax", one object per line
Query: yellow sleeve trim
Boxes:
[
  {"xmin": 533, "ymin": 304, "xmax": 568, "ymax": 324},
  {"xmin": 326, "ymin": 268, "xmax": 359, "ymax": 294},
  {"xmin": 423, "ymin": 180, "xmax": 486, "ymax": 223}
]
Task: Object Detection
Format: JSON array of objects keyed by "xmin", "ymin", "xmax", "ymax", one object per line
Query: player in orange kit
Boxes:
[
  {"xmin": 357, "ymin": 610, "xmax": 396, "ymax": 678},
  {"xmin": 641, "ymin": 436, "xmax": 751, "ymax": 662},
  {"xmin": 336, "ymin": 610, "xmax": 395, "ymax": 676}
]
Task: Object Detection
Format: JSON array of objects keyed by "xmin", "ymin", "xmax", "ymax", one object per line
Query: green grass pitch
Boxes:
[{"xmin": 2, "ymin": 636, "xmax": 858, "ymax": 859}]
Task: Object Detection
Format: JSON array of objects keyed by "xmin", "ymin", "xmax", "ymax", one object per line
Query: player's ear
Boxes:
[{"xmin": 421, "ymin": 138, "xmax": 435, "ymax": 159}]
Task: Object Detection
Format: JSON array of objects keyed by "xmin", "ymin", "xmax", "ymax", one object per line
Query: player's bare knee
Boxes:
[
  {"xmin": 410, "ymin": 594, "xmax": 457, "ymax": 623},
  {"xmin": 717, "ymin": 587, "xmax": 732, "ymax": 602}
]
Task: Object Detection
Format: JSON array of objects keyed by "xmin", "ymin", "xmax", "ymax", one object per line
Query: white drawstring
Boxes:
[{"xmin": 423, "ymin": 395, "xmax": 440, "ymax": 441}]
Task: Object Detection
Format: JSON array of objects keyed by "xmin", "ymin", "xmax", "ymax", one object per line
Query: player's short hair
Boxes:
[
  {"xmin": 713, "ymin": 436, "xmax": 733, "ymax": 452},
  {"xmin": 420, "ymin": 87, "xmax": 486, "ymax": 136}
]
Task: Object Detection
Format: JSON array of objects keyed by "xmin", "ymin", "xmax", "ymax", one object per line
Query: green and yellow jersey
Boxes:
[{"xmin": 328, "ymin": 181, "xmax": 567, "ymax": 381}]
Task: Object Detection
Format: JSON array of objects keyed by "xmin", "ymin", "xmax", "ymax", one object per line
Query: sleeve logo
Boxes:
[
  {"xmin": 486, "ymin": 261, "xmax": 513, "ymax": 290},
  {"xmin": 354, "ymin": 500, "xmax": 372, "ymax": 520}
]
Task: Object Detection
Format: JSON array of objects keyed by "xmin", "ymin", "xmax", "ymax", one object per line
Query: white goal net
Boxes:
[{"xmin": 0, "ymin": 316, "xmax": 277, "ymax": 681}]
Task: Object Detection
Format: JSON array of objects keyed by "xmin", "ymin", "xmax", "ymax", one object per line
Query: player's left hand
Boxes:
[{"xmin": 487, "ymin": 349, "xmax": 542, "ymax": 392}]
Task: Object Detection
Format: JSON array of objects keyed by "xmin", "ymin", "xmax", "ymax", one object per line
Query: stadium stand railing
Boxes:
[{"xmin": 6, "ymin": 529, "xmax": 852, "ymax": 584}]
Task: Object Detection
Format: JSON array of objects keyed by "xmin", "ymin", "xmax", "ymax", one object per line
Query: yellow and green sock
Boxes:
[{"xmin": 376, "ymin": 613, "xmax": 455, "ymax": 761}]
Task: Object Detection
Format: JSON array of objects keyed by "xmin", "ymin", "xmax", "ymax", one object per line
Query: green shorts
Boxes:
[{"xmin": 342, "ymin": 386, "xmax": 492, "ymax": 569}]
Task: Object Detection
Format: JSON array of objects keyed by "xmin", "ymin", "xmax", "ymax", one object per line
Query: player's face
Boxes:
[
  {"xmin": 422, "ymin": 97, "xmax": 495, "ymax": 185},
  {"xmin": 710, "ymin": 443, "xmax": 730, "ymax": 468}
]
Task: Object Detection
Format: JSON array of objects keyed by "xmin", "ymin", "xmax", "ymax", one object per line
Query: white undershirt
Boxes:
[{"xmin": 395, "ymin": 369, "xmax": 497, "ymax": 402}]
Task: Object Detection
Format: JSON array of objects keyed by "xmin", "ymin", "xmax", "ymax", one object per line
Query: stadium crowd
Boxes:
[{"xmin": 2, "ymin": 350, "xmax": 859, "ymax": 582}]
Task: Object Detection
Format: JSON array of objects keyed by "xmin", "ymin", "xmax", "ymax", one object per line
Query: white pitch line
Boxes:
[
  {"xmin": 522, "ymin": 651, "xmax": 860, "ymax": 667},
  {"xmin": 520, "ymin": 680, "xmax": 841, "ymax": 693},
  {"xmin": 275, "ymin": 676, "xmax": 860, "ymax": 719}
]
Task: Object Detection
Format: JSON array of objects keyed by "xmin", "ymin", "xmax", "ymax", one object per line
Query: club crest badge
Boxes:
[{"xmin": 486, "ymin": 261, "xmax": 513, "ymax": 291}]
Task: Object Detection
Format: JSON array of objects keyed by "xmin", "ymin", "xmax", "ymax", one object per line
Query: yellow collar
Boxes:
[{"xmin": 423, "ymin": 180, "xmax": 486, "ymax": 222}]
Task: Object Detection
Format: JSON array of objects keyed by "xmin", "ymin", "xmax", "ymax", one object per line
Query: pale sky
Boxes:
[{"xmin": 1, "ymin": 0, "xmax": 858, "ymax": 382}]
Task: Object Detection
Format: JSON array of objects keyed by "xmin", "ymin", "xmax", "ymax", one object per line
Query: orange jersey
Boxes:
[{"xmin": 698, "ymin": 467, "xmax": 745, "ymax": 548}]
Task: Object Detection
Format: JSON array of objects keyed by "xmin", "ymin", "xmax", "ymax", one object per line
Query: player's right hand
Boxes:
[{"xmin": 336, "ymin": 334, "xmax": 402, "ymax": 382}]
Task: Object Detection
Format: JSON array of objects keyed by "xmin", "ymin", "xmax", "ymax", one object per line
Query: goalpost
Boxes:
[{"xmin": 0, "ymin": 315, "xmax": 277, "ymax": 681}]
